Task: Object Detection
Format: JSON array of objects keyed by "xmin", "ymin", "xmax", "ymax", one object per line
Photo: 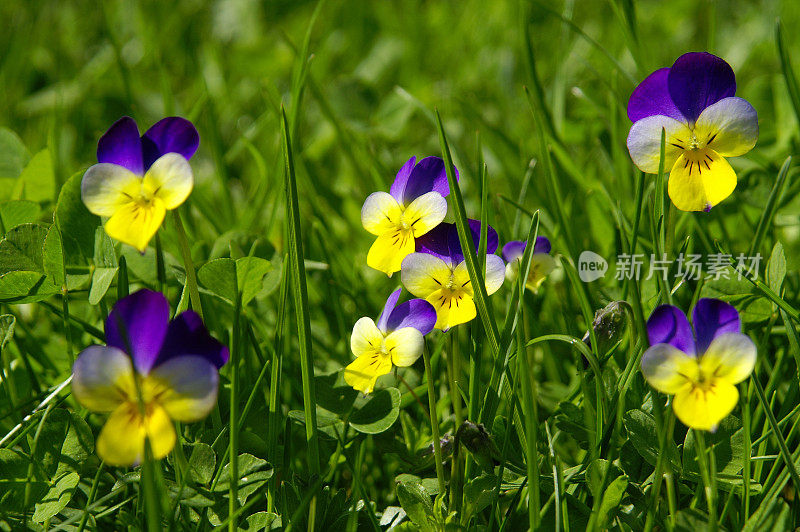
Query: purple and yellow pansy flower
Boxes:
[
  {"xmin": 401, "ymin": 220, "xmax": 505, "ymax": 331},
  {"xmin": 72, "ymin": 289, "xmax": 228, "ymax": 466},
  {"xmin": 627, "ymin": 52, "xmax": 758, "ymax": 212},
  {"xmin": 361, "ymin": 156, "xmax": 456, "ymax": 276},
  {"xmin": 502, "ymin": 236, "xmax": 555, "ymax": 294},
  {"xmin": 640, "ymin": 298, "xmax": 756, "ymax": 431},
  {"xmin": 344, "ymin": 289, "xmax": 437, "ymax": 394},
  {"xmin": 81, "ymin": 116, "xmax": 200, "ymax": 252}
]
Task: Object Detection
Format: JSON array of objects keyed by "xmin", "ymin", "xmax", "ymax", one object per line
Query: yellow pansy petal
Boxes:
[
  {"xmin": 400, "ymin": 253, "xmax": 452, "ymax": 298},
  {"xmin": 526, "ymin": 253, "xmax": 555, "ymax": 293},
  {"xmin": 404, "ymin": 191, "xmax": 447, "ymax": 237},
  {"xmin": 384, "ymin": 327, "xmax": 424, "ymax": 367},
  {"xmin": 344, "ymin": 352, "xmax": 392, "ymax": 394},
  {"xmin": 699, "ymin": 332, "xmax": 756, "ymax": 385},
  {"xmin": 72, "ymin": 346, "xmax": 135, "ymax": 412},
  {"xmin": 693, "ymin": 97, "xmax": 758, "ymax": 157},
  {"xmin": 427, "ymin": 289, "xmax": 477, "ymax": 330},
  {"xmin": 367, "ymin": 231, "xmax": 415, "ymax": 277},
  {"xmin": 452, "ymin": 255, "xmax": 505, "ymax": 296},
  {"xmin": 640, "ymin": 343, "xmax": 697, "ymax": 394},
  {"xmin": 667, "ymin": 150, "xmax": 736, "ymax": 212},
  {"xmin": 81, "ymin": 163, "xmax": 142, "ymax": 217},
  {"xmin": 147, "ymin": 355, "xmax": 219, "ymax": 422},
  {"xmin": 104, "ymin": 198, "xmax": 167, "ymax": 252},
  {"xmin": 626, "ymin": 115, "xmax": 692, "ymax": 173},
  {"xmin": 96, "ymin": 402, "xmax": 176, "ymax": 466},
  {"xmin": 452, "ymin": 262, "xmax": 474, "ymax": 296},
  {"xmin": 672, "ymin": 381, "xmax": 739, "ymax": 431},
  {"xmin": 361, "ymin": 192, "xmax": 402, "ymax": 236},
  {"xmin": 142, "ymin": 153, "xmax": 194, "ymax": 210},
  {"xmin": 350, "ymin": 317, "xmax": 385, "ymax": 357}
]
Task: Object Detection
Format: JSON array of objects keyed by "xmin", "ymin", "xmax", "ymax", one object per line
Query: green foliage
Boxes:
[{"xmin": 1, "ymin": 0, "xmax": 800, "ymax": 529}]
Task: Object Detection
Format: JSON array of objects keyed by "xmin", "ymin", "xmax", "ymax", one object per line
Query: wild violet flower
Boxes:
[
  {"xmin": 501, "ymin": 237, "xmax": 555, "ymax": 293},
  {"xmin": 640, "ymin": 299, "xmax": 755, "ymax": 431},
  {"xmin": 401, "ymin": 220, "xmax": 504, "ymax": 331},
  {"xmin": 361, "ymin": 156, "xmax": 456, "ymax": 276},
  {"xmin": 72, "ymin": 290, "xmax": 228, "ymax": 466},
  {"xmin": 81, "ymin": 116, "xmax": 200, "ymax": 252},
  {"xmin": 344, "ymin": 289, "xmax": 436, "ymax": 394},
  {"xmin": 627, "ymin": 52, "xmax": 758, "ymax": 212}
]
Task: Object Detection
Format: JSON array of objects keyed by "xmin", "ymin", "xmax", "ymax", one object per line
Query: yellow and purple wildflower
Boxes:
[
  {"xmin": 401, "ymin": 220, "xmax": 505, "ymax": 331},
  {"xmin": 361, "ymin": 156, "xmax": 455, "ymax": 276},
  {"xmin": 640, "ymin": 298, "xmax": 756, "ymax": 431},
  {"xmin": 71, "ymin": 289, "xmax": 228, "ymax": 466},
  {"xmin": 502, "ymin": 236, "xmax": 555, "ymax": 294},
  {"xmin": 81, "ymin": 116, "xmax": 200, "ymax": 252},
  {"xmin": 627, "ymin": 52, "xmax": 758, "ymax": 211},
  {"xmin": 344, "ymin": 288, "xmax": 437, "ymax": 394}
]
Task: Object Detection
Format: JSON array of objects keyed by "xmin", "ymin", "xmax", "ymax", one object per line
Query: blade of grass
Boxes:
[
  {"xmin": 280, "ymin": 108, "xmax": 320, "ymax": 477},
  {"xmin": 267, "ymin": 256, "xmax": 290, "ymax": 513},
  {"xmin": 747, "ymin": 156, "xmax": 792, "ymax": 257},
  {"xmin": 435, "ymin": 110, "xmax": 500, "ymax": 349},
  {"xmin": 776, "ymin": 20, "xmax": 800, "ymax": 130}
]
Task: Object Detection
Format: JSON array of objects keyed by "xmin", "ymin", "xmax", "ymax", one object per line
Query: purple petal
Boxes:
[
  {"xmin": 97, "ymin": 117, "xmax": 144, "ymax": 175},
  {"xmin": 389, "ymin": 157, "xmax": 417, "ymax": 203},
  {"xmin": 141, "ymin": 117, "xmax": 200, "ymax": 170},
  {"xmin": 377, "ymin": 288, "xmax": 403, "ymax": 333},
  {"xmin": 105, "ymin": 289, "xmax": 170, "ymax": 375},
  {"xmin": 155, "ymin": 310, "xmax": 230, "ymax": 369},
  {"xmin": 533, "ymin": 236, "xmax": 551, "ymax": 255},
  {"xmin": 386, "ymin": 298, "xmax": 437, "ymax": 335},
  {"xmin": 627, "ymin": 68, "xmax": 685, "ymax": 123},
  {"xmin": 502, "ymin": 241, "xmax": 525, "ymax": 262},
  {"xmin": 646, "ymin": 305, "xmax": 696, "ymax": 356},
  {"xmin": 692, "ymin": 298, "xmax": 740, "ymax": 354},
  {"xmin": 149, "ymin": 355, "xmax": 220, "ymax": 422},
  {"xmin": 667, "ymin": 52, "xmax": 736, "ymax": 123},
  {"xmin": 415, "ymin": 222, "xmax": 455, "ymax": 262},
  {"xmin": 417, "ymin": 220, "xmax": 498, "ymax": 264},
  {"xmin": 399, "ymin": 156, "xmax": 453, "ymax": 204}
]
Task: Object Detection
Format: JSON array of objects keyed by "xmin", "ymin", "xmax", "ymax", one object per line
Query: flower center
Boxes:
[
  {"xmin": 689, "ymin": 366, "xmax": 717, "ymax": 392},
  {"xmin": 681, "ymin": 147, "xmax": 714, "ymax": 178}
]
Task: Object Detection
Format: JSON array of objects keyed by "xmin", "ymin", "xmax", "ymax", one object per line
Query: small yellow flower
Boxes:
[{"xmin": 641, "ymin": 299, "xmax": 755, "ymax": 431}]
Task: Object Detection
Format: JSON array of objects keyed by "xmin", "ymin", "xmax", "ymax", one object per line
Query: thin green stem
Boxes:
[
  {"xmin": 517, "ymin": 275, "xmax": 540, "ymax": 531},
  {"xmin": 77, "ymin": 462, "xmax": 104, "ymax": 532},
  {"xmin": 644, "ymin": 398, "xmax": 674, "ymax": 532},
  {"xmin": 447, "ymin": 332, "xmax": 464, "ymax": 514},
  {"xmin": 154, "ymin": 232, "xmax": 167, "ymax": 295},
  {"xmin": 228, "ymin": 283, "xmax": 242, "ymax": 531},
  {"xmin": 423, "ymin": 342, "xmax": 446, "ymax": 496},
  {"xmin": 693, "ymin": 430, "xmax": 718, "ymax": 532}
]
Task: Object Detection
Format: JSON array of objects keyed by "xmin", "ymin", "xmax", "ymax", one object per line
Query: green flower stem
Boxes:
[
  {"xmin": 172, "ymin": 209, "xmax": 204, "ymax": 319},
  {"xmin": 228, "ymin": 286, "xmax": 242, "ymax": 532},
  {"xmin": 741, "ymin": 381, "xmax": 752, "ymax": 522},
  {"xmin": 142, "ymin": 439, "xmax": 163, "ymax": 532},
  {"xmin": 154, "ymin": 233, "xmax": 167, "ymax": 295},
  {"xmin": 267, "ymin": 257, "xmax": 290, "ymax": 513},
  {"xmin": 693, "ymin": 430, "xmax": 718, "ymax": 532},
  {"xmin": 423, "ymin": 342, "xmax": 446, "ymax": 496},
  {"xmin": 77, "ymin": 461, "xmax": 104, "ymax": 532},
  {"xmin": 447, "ymin": 331, "xmax": 464, "ymax": 513},
  {"xmin": 517, "ymin": 275, "xmax": 540, "ymax": 531},
  {"xmin": 644, "ymin": 398, "xmax": 674, "ymax": 532}
]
